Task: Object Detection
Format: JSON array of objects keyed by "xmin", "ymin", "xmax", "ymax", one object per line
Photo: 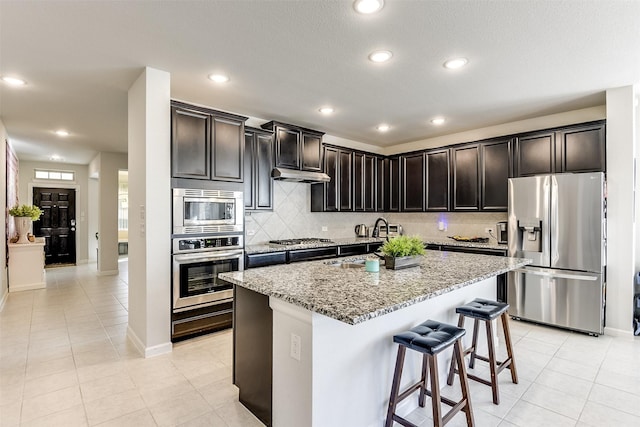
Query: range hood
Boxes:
[{"xmin": 271, "ymin": 167, "xmax": 331, "ymax": 183}]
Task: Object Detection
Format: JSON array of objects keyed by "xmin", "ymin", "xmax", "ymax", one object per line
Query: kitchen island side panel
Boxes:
[{"xmin": 270, "ymin": 277, "xmax": 496, "ymax": 427}]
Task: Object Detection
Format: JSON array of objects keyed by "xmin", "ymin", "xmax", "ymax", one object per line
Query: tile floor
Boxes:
[{"xmin": 1, "ymin": 260, "xmax": 639, "ymax": 426}]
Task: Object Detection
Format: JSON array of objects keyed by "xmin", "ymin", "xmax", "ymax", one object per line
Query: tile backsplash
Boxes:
[{"xmin": 244, "ymin": 181, "xmax": 507, "ymax": 245}]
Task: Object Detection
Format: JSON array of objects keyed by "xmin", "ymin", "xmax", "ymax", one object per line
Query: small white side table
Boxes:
[{"xmin": 8, "ymin": 238, "xmax": 46, "ymax": 292}]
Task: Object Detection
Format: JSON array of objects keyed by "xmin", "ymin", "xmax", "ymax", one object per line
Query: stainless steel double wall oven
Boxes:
[{"xmin": 171, "ymin": 187, "xmax": 244, "ymax": 341}]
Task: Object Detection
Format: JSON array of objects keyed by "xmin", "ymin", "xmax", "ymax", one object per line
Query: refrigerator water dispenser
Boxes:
[{"xmin": 517, "ymin": 219, "xmax": 542, "ymax": 252}]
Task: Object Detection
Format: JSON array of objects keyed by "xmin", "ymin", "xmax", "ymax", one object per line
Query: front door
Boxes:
[{"xmin": 33, "ymin": 187, "xmax": 76, "ymax": 265}]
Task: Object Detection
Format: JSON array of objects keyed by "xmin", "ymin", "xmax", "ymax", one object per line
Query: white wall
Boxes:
[
  {"xmin": 17, "ymin": 161, "xmax": 90, "ymax": 263},
  {"xmin": 0, "ymin": 120, "xmax": 8, "ymax": 308},
  {"xmin": 385, "ymin": 105, "xmax": 606, "ymax": 154},
  {"xmin": 127, "ymin": 67, "xmax": 172, "ymax": 357},
  {"xmin": 90, "ymin": 152, "xmax": 127, "ymax": 274},
  {"xmin": 606, "ymin": 86, "xmax": 637, "ymax": 335}
]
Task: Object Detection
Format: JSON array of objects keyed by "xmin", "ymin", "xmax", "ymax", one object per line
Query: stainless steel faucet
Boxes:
[{"xmin": 372, "ymin": 217, "xmax": 389, "ymax": 241}]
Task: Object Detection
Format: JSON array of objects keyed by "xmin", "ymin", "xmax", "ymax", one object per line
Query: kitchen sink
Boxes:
[{"xmin": 328, "ymin": 260, "xmax": 367, "ymax": 269}]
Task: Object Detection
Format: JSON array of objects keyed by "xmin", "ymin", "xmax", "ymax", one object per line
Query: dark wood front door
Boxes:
[{"xmin": 33, "ymin": 187, "xmax": 76, "ymax": 265}]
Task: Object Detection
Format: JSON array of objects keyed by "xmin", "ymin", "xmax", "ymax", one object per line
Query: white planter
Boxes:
[{"xmin": 13, "ymin": 216, "xmax": 32, "ymax": 244}]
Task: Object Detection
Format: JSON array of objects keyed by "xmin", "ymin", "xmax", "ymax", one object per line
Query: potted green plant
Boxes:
[
  {"xmin": 9, "ymin": 204, "xmax": 43, "ymax": 244},
  {"xmin": 380, "ymin": 235, "xmax": 425, "ymax": 270}
]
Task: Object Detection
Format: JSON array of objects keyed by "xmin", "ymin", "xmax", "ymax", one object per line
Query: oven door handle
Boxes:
[{"xmin": 173, "ymin": 250, "xmax": 243, "ymax": 264}]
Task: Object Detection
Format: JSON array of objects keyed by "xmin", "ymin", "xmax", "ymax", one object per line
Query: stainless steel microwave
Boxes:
[{"xmin": 173, "ymin": 188, "xmax": 243, "ymax": 235}]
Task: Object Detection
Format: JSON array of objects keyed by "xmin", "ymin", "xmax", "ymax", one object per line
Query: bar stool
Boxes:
[
  {"xmin": 446, "ymin": 298, "xmax": 518, "ymax": 405},
  {"xmin": 385, "ymin": 319, "xmax": 474, "ymax": 427}
]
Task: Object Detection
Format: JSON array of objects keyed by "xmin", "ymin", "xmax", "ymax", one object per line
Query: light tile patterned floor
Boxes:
[{"xmin": 1, "ymin": 261, "xmax": 639, "ymax": 426}]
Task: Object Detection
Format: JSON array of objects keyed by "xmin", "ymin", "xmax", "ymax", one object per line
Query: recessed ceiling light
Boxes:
[
  {"xmin": 431, "ymin": 117, "xmax": 445, "ymax": 125},
  {"xmin": 376, "ymin": 124, "xmax": 390, "ymax": 132},
  {"xmin": 50, "ymin": 154, "xmax": 63, "ymax": 161},
  {"xmin": 208, "ymin": 74, "xmax": 230, "ymax": 83},
  {"xmin": 443, "ymin": 58, "xmax": 468, "ymax": 70},
  {"xmin": 368, "ymin": 50, "xmax": 393, "ymax": 63},
  {"xmin": 353, "ymin": 0, "xmax": 384, "ymax": 14},
  {"xmin": 1, "ymin": 76, "xmax": 26, "ymax": 86},
  {"xmin": 319, "ymin": 107, "xmax": 334, "ymax": 114},
  {"xmin": 55, "ymin": 130, "xmax": 69, "ymax": 137}
]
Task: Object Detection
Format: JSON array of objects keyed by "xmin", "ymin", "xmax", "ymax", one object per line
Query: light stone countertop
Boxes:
[
  {"xmin": 245, "ymin": 236, "xmax": 507, "ymax": 254},
  {"xmin": 220, "ymin": 250, "xmax": 530, "ymax": 325}
]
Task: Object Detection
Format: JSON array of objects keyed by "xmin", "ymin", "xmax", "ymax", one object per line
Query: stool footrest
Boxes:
[
  {"xmin": 391, "ymin": 413, "xmax": 419, "ymax": 427},
  {"xmin": 397, "ymin": 380, "xmax": 425, "ymax": 403}
]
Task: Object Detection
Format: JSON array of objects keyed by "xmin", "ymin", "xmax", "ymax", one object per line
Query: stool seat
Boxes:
[
  {"xmin": 455, "ymin": 298, "xmax": 508, "ymax": 320},
  {"xmin": 394, "ymin": 320, "xmax": 466, "ymax": 355}
]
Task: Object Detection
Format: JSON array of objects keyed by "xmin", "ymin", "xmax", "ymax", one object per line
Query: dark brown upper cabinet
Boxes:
[
  {"xmin": 515, "ymin": 130, "xmax": 556, "ymax": 176},
  {"xmin": 171, "ymin": 100, "xmax": 247, "ymax": 182},
  {"xmin": 387, "ymin": 156, "xmax": 401, "ymax": 212},
  {"xmin": 480, "ymin": 138, "xmax": 512, "ymax": 211},
  {"xmin": 401, "ymin": 152, "xmax": 425, "ymax": 212},
  {"xmin": 244, "ymin": 127, "xmax": 274, "ymax": 211},
  {"xmin": 425, "ymin": 148, "xmax": 450, "ymax": 211},
  {"xmin": 311, "ymin": 146, "xmax": 352, "ymax": 212},
  {"xmin": 261, "ymin": 121, "xmax": 324, "ymax": 172},
  {"xmin": 376, "ymin": 157, "xmax": 386, "ymax": 212},
  {"xmin": 171, "ymin": 105, "xmax": 210, "ymax": 180},
  {"xmin": 452, "ymin": 144, "xmax": 481, "ymax": 211},
  {"xmin": 353, "ymin": 152, "xmax": 376, "ymax": 211},
  {"xmin": 557, "ymin": 121, "xmax": 606, "ymax": 173},
  {"xmin": 515, "ymin": 120, "xmax": 605, "ymax": 177}
]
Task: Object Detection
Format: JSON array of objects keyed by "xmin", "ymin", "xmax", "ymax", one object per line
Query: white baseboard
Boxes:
[
  {"xmin": 604, "ymin": 326, "xmax": 634, "ymax": 338},
  {"xmin": 8, "ymin": 282, "xmax": 46, "ymax": 292},
  {"xmin": 127, "ymin": 325, "xmax": 172, "ymax": 358},
  {"xmin": 77, "ymin": 258, "xmax": 89, "ymax": 265},
  {"xmin": 97, "ymin": 269, "xmax": 119, "ymax": 276}
]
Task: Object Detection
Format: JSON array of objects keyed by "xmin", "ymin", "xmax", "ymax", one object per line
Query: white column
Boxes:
[
  {"xmin": 605, "ymin": 85, "xmax": 637, "ymax": 335},
  {"xmin": 127, "ymin": 67, "xmax": 172, "ymax": 357}
]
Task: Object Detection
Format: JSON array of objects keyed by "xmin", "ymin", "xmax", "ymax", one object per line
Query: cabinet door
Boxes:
[
  {"xmin": 353, "ymin": 152, "xmax": 365, "ymax": 211},
  {"xmin": 171, "ymin": 107, "xmax": 210, "ymax": 179},
  {"xmin": 323, "ymin": 147, "xmax": 339, "ymax": 212},
  {"xmin": 212, "ymin": 117, "xmax": 244, "ymax": 182},
  {"xmin": 387, "ymin": 157, "xmax": 401, "ymax": 212},
  {"xmin": 363, "ymin": 154, "xmax": 376, "ymax": 211},
  {"xmin": 481, "ymin": 139, "xmax": 510, "ymax": 211},
  {"xmin": 338, "ymin": 149, "xmax": 353, "ymax": 211},
  {"xmin": 376, "ymin": 157, "xmax": 386, "ymax": 212},
  {"xmin": 516, "ymin": 131, "xmax": 555, "ymax": 176},
  {"xmin": 425, "ymin": 149, "xmax": 450, "ymax": 211},
  {"xmin": 275, "ymin": 126, "xmax": 300, "ymax": 169},
  {"xmin": 301, "ymin": 132, "xmax": 322, "ymax": 171},
  {"xmin": 255, "ymin": 133, "xmax": 274, "ymax": 210},
  {"xmin": 558, "ymin": 122, "xmax": 606, "ymax": 173},
  {"xmin": 452, "ymin": 144, "xmax": 480, "ymax": 211},
  {"xmin": 401, "ymin": 152, "xmax": 425, "ymax": 211},
  {"xmin": 243, "ymin": 133, "xmax": 255, "ymax": 209}
]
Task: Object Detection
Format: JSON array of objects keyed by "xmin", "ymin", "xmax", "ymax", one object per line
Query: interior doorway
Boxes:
[
  {"xmin": 118, "ymin": 171, "xmax": 128, "ymax": 257},
  {"xmin": 33, "ymin": 187, "xmax": 77, "ymax": 265}
]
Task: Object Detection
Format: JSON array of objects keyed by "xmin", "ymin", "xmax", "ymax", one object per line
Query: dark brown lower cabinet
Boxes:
[{"xmin": 233, "ymin": 285, "xmax": 272, "ymax": 426}]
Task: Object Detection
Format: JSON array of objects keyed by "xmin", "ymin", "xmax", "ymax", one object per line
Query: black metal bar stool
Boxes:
[
  {"xmin": 385, "ymin": 319, "xmax": 474, "ymax": 427},
  {"xmin": 446, "ymin": 298, "xmax": 518, "ymax": 405}
]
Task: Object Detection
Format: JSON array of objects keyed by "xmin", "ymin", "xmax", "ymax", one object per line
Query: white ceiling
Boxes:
[{"xmin": 1, "ymin": 1, "xmax": 639, "ymax": 165}]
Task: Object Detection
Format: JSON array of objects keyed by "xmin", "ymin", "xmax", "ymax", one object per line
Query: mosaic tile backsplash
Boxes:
[{"xmin": 244, "ymin": 181, "xmax": 507, "ymax": 245}]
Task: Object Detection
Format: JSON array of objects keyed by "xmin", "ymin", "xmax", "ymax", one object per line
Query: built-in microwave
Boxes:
[{"xmin": 173, "ymin": 188, "xmax": 243, "ymax": 235}]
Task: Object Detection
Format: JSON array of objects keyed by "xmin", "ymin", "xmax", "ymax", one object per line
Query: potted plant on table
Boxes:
[
  {"xmin": 9, "ymin": 204, "xmax": 43, "ymax": 244},
  {"xmin": 381, "ymin": 235, "xmax": 426, "ymax": 270}
]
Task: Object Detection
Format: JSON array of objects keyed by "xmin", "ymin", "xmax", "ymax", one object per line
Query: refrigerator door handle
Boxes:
[{"xmin": 513, "ymin": 268, "xmax": 598, "ymax": 281}]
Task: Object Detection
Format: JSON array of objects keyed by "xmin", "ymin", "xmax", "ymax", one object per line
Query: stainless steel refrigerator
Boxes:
[{"xmin": 507, "ymin": 172, "xmax": 606, "ymax": 335}]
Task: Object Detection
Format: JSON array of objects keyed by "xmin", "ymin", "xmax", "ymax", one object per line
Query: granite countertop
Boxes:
[
  {"xmin": 245, "ymin": 236, "xmax": 507, "ymax": 255},
  {"xmin": 219, "ymin": 251, "xmax": 530, "ymax": 325}
]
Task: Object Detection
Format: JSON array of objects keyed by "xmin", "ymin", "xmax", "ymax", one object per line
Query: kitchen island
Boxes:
[{"xmin": 220, "ymin": 250, "xmax": 530, "ymax": 427}]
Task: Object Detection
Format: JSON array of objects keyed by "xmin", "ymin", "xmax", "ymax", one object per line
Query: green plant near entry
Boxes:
[
  {"xmin": 381, "ymin": 235, "xmax": 426, "ymax": 258},
  {"xmin": 9, "ymin": 204, "xmax": 43, "ymax": 221}
]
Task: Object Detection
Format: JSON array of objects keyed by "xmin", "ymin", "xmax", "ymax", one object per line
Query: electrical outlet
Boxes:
[
  {"xmin": 485, "ymin": 227, "xmax": 494, "ymax": 234},
  {"xmin": 321, "ymin": 226, "xmax": 328, "ymax": 232},
  {"xmin": 290, "ymin": 333, "xmax": 301, "ymax": 361}
]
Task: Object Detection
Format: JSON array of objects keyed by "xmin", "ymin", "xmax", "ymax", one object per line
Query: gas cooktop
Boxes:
[{"xmin": 269, "ymin": 238, "xmax": 334, "ymax": 246}]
